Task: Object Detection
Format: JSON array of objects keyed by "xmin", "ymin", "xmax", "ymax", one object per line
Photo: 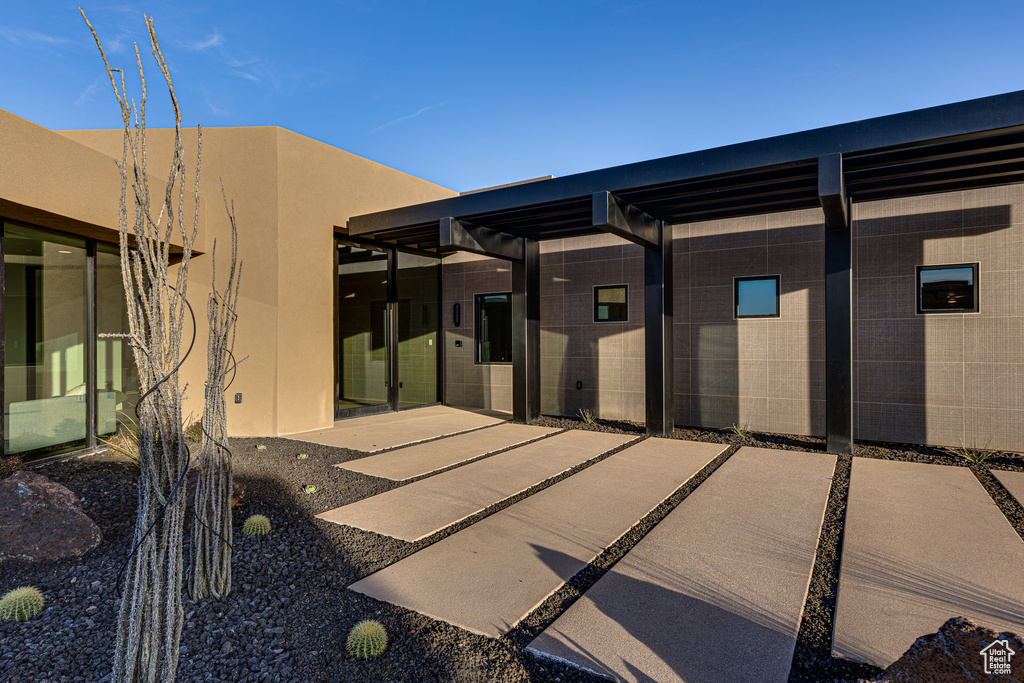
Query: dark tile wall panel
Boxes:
[{"xmin": 442, "ymin": 189, "xmax": 1023, "ymax": 451}]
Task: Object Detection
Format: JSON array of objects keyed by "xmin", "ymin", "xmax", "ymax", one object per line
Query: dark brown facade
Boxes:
[{"xmin": 441, "ymin": 188, "xmax": 1023, "ymax": 452}]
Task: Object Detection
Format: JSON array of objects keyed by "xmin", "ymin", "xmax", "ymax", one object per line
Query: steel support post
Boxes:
[
  {"xmin": 820, "ymin": 153, "xmax": 854, "ymax": 455},
  {"xmin": 644, "ymin": 222, "xmax": 674, "ymax": 436},
  {"xmin": 512, "ymin": 239, "xmax": 540, "ymax": 423}
]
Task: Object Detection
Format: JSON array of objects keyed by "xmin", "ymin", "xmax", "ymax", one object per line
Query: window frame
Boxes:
[
  {"xmin": 915, "ymin": 263, "xmax": 980, "ymax": 314},
  {"xmin": 734, "ymin": 275, "xmax": 781, "ymax": 319},
  {"xmin": 593, "ymin": 284, "xmax": 628, "ymax": 323},
  {"xmin": 474, "ymin": 291, "xmax": 513, "ymax": 365}
]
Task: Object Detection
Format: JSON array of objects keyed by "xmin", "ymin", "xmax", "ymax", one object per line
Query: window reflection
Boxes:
[
  {"xmin": 476, "ymin": 293, "xmax": 512, "ymax": 364},
  {"xmin": 917, "ymin": 265, "xmax": 978, "ymax": 313},
  {"xmin": 735, "ymin": 276, "xmax": 780, "ymax": 318},
  {"xmin": 4, "ymin": 223, "xmax": 88, "ymax": 457}
]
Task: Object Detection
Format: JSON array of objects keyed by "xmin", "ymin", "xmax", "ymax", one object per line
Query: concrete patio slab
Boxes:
[
  {"xmin": 833, "ymin": 459, "xmax": 1024, "ymax": 668},
  {"xmin": 284, "ymin": 405, "xmax": 507, "ymax": 453},
  {"xmin": 335, "ymin": 422, "xmax": 561, "ymax": 481},
  {"xmin": 993, "ymin": 469, "xmax": 1024, "ymax": 508},
  {"xmin": 317, "ymin": 430, "xmax": 633, "ymax": 541},
  {"xmin": 348, "ymin": 438, "xmax": 727, "ymax": 638},
  {"xmin": 527, "ymin": 447, "xmax": 836, "ymax": 683}
]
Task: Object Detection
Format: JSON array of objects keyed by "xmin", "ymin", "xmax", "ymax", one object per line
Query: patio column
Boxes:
[
  {"xmin": 592, "ymin": 192, "xmax": 673, "ymax": 436},
  {"xmin": 644, "ymin": 221, "xmax": 674, "ymax": 436},
  {"xmin": 819, "ymin": 153, "xmax": 854, "ymax": 455},
  {"xmin": 512, "ymin": 239, "xmax": 540, "ymax": 423}
]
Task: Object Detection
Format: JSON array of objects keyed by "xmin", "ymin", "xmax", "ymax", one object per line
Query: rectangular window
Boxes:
[
  {"xmin": 917, "ymin": 263, "xmax": 978, "ymax": 313},
  {"xmin": 594, "ymin": 285, "xmax": 628, "ymax": 322},
  {"xmin": 735, "ymin": 276, "xmax": 780, "ymax": 318},
  {"xmin": 475, "ymin": 293, "xmax": 512, "ymax": 364}
]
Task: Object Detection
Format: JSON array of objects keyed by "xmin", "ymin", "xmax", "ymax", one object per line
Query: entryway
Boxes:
[{"xmin": 334, "ymin": 236, "xmax": 441, "ymax": 419}]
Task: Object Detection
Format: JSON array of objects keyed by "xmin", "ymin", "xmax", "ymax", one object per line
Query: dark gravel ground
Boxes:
[{"xmin": 2, "ymin": 417, "xmax": 1022, "ymax": 683}]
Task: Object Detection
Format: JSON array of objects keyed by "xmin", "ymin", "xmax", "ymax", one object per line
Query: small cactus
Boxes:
[
  {"xmin": 0, "ymin": 586, "xmax": 44, "ymax": 622},
  {"xmin": 347, "ymin": 619, "xmax": 387, "ymax": 659},
  {"xmin": 296, "ymin": 453, "xmax": 308, "ymax": 460},
  {"xmin": 242, "ymin": 514, "xmax": 271, "ymax": 536},
  {"xmin": 300, "ymin": 484, "xmax": 317, "ymax": 494},
  {"xmin": 256, "ymin": 444, "xmax": 267, "ymax": 451}
]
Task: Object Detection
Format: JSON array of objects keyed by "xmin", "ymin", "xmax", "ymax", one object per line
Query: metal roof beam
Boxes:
[
  {"xmin": 819, "ymin": 153, "xmax": 849, "ymax": 231},
  {"xmin": 439, "ymin": 217, "xmax": 525, "ymax": 261},
  {"xmin": 592, "ymin": 191, "xmax": 660, "ymax": 249}
]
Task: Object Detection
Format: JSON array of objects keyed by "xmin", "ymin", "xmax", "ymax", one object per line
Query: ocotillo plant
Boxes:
[
  {"xmin": 189, "ymin": 183, "xmax": 243, "ymax": 601},
  {"xmin": 83, "ymin": 11, "xmax": 198, "ymax": 683}
]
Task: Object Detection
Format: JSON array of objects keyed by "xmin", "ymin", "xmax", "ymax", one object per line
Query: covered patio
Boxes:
[{"xmin": 348, "ymin": 90, "xmax": 1024, "ymax": 453}]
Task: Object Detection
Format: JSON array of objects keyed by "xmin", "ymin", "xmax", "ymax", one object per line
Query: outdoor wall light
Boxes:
[{"xmin": 453, "ymin": 302, "xmax": 461, "ymax": 327}]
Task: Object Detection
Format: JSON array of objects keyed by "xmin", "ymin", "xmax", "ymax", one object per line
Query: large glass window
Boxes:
[
  {"xmin": 475, "ymin": 293, "xmax": 512, "ymax": 364},
  {"xmin": 3, "ymin": 222, "xmax": 137, "ymax": 459},
  {"xmin": 96, "ymin": 245, "xmax": 140, "ymax": 436},
  {"xmin": 336, "ymin": 241, "xmax": 390, "ymax": 412},
  {"xmin": 917, "ymin": 264, "xmax": 978, "ymax": 313},
  {"xmin": 735, "ymin": 276, "xmax": 780, "ymax": 318},
  {"xmin": 4, "ymin": 223, "xmax": 89, "ymax": 457}
]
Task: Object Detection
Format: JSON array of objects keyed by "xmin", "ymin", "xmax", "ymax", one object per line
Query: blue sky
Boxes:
[{"xmin": 3, "ymin": 1, "xmax": 1024, "ymax": 191}]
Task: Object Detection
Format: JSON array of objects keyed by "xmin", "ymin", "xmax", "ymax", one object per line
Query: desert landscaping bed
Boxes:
[{"xmin": 2, "ymin": 418, "xmax": 1022, "ymax": 682}]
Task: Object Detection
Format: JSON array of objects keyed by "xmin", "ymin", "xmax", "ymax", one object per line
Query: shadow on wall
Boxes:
[
  {"xmin": 441, "ymin": 254, "xmax": 507, "ymax": 411},
  {"xmin": 441, "ymin": 204, "xmax": 1017, "ymax": 450}
]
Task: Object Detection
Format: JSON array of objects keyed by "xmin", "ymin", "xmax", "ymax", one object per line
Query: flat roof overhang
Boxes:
[
  {"xmin": 349, "ymin": 89, "xmax": 1024, "ymax": 249},
  {"xmin": 347, "ymin": 90, "xmax": 1024, "ymax": 454}
]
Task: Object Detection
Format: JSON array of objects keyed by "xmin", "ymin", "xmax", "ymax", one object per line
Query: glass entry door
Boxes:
[
  {"xmin": 335, "ymin": 238, "xmax": 440, "ymax": 419},
  {"xmin": 336, "ymin": 240, "xmax": 392, "ymax": 416},
  {"xmin": 397, "ymin": 251, "xmax": 439, "ymax": 409}
]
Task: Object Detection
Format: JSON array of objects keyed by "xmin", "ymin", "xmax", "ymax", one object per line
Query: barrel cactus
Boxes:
[
  {"xmin": 347, "ymin": 619, "xmax": 387, "ymax": 659},
  {"xmin": 242, "ymin": 514, "xmax": 271, "ymax": 536},
  {"xmin": 0, "ymin": 586, "xmax": 45, "ymax": 622}
]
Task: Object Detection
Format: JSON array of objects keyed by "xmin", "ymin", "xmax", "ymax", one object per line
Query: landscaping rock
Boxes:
[
  {"xmin": 0, "ymin": 471, "xmax": 102, "ymax": 562},
  {"xmin": 863, "ymin": 616, "xmax": 1024, "ymax": 682}
]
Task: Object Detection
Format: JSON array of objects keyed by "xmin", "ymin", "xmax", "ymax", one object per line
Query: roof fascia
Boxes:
[{"xmin": 350, "ymin": 89, "xmax": 1024, "ymax": 235}]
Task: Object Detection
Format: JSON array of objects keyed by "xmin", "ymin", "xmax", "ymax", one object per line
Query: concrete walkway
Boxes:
[
  {"xmin": 527, "ymin": 447, "xmax": 836, "ymax": 683},
  {"xmin": 833, "ymin": 459, "xmax": 1024, "ymax": 668},
  {"xmin": 348, "ymin": 438, "xmax": 726, "ymax": 638},
  {"xmin": 317, "ymin": 430, "xmax": 633, "ymax": 542},
  {"xmin": 335, "ymin": 422, "xmax": 561, "ymax": 481},
  {"xmin": 994, "ymin": 469, "xmax": 1024, "ymax": 508},
  {"xmin": 284, "ymin": 405, "xmax": 506, "ymax": 453}
]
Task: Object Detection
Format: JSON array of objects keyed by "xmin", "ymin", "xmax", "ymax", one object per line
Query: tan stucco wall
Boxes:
[
  {"xmin": 16, "ymin": 122, "xmax": 455, "ymax": 438},
  {"xmin": 0, "ymin": 109, "xmax": 194, "ymax": 248},
  {"xmin": 272, "ymin": 129, "xmax": 455, "ymax": 432}
]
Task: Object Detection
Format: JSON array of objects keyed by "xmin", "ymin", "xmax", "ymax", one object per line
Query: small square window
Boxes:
[
  {"xmin": 475, "ymin": 293, "xmax": 512, "ymax": 363},
  {"xmin": 594, "ymin": 285, "xmax": 628, "ymax": 322},
  {"xmin": 917, "ymin": 264, "xmax": 978, "ymax": 313},
  {"xmin": 735, "ymin": 276, "xmax": 780, "ymax": 318}
]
